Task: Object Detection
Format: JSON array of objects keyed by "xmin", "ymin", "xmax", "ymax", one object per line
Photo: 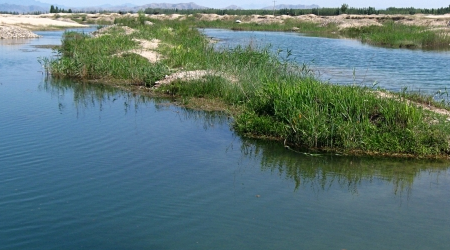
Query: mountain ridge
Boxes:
[
  {"xmin": 1, "ymin": 1, "xmax": 321, "ymax": 13},
  {"xmin": 262, "ymin": 4, "xmax": 320, "ymax": 10},
  {"xmin": 0, "ymin": 3, "xmax": 47, "ymax": 13}
]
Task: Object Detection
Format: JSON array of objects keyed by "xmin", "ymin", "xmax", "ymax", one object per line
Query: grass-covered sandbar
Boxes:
[
  {"xmin": 62, "ymin": 11, "xmax": 450, "ymax": 50},
  {"xmin": 40, "ymin": 13, "xmax": 450, "ymax": 159}
]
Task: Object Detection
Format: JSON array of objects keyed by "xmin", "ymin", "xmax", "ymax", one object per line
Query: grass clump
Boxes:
[
  {"xmin": 42, "ymin": 17, "xmax": 450, "ymax": 158},
  {"xmin": 341, "ymin": 21, "xmax": 450, "ymax": 49},
  {"xmin": 147, "ymin": 15, "xmax": 449, "ymax": 50},
  {"xmin": 238, "ymin": 78, "xmax": 450, "ymax": 156},
  {"xmin": 42, "ymin": 28, "xmax": 169, "ymax": 86}
]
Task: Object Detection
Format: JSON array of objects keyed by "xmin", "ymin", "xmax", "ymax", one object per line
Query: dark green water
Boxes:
[{"xmin": 1, "ymin": 29, "xmax": 450, "ymax": 250}]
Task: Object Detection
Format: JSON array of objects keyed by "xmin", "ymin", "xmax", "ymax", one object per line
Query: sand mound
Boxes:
[
  {"xmin": 0, "ymin": 14, "xmax": 88, "ymax": 30},
  {"xmin": 113, "ymin": 38, "xmax": 162, "ymax": 63},
  {"xmin": 92, "ymin": 24, "xmax": 136, "ymax": 37},
  {"xmin": 0, "ymin": 25, "xmax": 40, "ymax": 39},
  {"xmin": 153, "ymin": 70, "xmax": 237, "ymax": 88},
  {"xmin": 129, "ymin": 38, "xmax": 162, "ymax": 63}
]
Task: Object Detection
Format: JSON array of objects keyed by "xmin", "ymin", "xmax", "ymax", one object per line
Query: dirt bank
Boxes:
[
  {"xmin": 0, "ymin": 25, "xmax": 40, "ymax": 39},
  {"xmin": 1, "ymin": 12, "xmax": 449, "ymax": 39},
  {"xmin": 0, "ymin": 14, "xmax": 89, "ymax": 39},
  {"xmin": 146, "ymin": 13, "xmax": 450, "ymax": 30},
  {"xmin": 0, "ymin": 14, "xmax": 88, "ymax": 30}
]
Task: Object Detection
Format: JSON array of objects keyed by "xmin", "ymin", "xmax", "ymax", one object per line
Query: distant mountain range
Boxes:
[
  {"xmin": 0, "ymin": 0, "xmax": 70, "ymax": 13},
  {"xmin": 0, "ymin": 1, "xmax": 320, "ymax": 13},
  {"xmin": 76, "ymin": 2, "xmax": 209, "ymax": 12},
  {"xmin": 262, "ymin": 4, "xmax": 320, "ymax": 10},
  {"xmin": 223, "ymin": 5, "xmax": 242, "ymax": 10},
  {"xmin": 0, "ymin": 0, "xmax": 48, "ymax": 8},
  {"xmin": 137, "ymin": 2, "xmax": 207, "ymax": 10},
  {"xmin": 0, "ymin": 3, "xmax": 46, "ymax": 12},
  {"xmin": 0, "ymin": 0, "xmax": 49, "ymax": 12}
]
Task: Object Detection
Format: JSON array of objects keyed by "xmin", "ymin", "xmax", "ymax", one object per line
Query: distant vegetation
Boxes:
[
  {"xmin": 43, "ymin": 5, "xmax": 450, "ymax": 17},
  {"xmin": 0, "ymin": 11, "xmax": 19, "ymax": 14},
  {"xmin": 2, "ymin": 3, "xmax": 448, "ymax": 15},
  {"xmin": 142, "ymin": 4, "xmax": 450, "ymax": 16},
  {"xmin": 49, "ymin": 5, "xmax": 72, "ymax": 13},
  {"xmin": 341, "ymin": 21, "xmax": 450, "ymax": 49}
]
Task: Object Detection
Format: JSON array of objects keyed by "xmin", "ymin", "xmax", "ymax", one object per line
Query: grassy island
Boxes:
[{"xmin": 41, "ymin": 15, "xmax": 450, "ymax": 158}]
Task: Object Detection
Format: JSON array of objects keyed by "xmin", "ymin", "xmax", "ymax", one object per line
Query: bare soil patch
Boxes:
[
  {"xmin": 0, "ymin": 14, "xmax": 88, "ymax": 30},
  {"xmin": 0, "ymin": 25, "xmax": 40, "ymax": 39},
  {"xmin": 92, "ymin": 24, "xmax": 136, "ymax": 37},
  {"xmin": 153, "ymin": 70, "xmax": 213, "ymax": 88},
  {"xmin": 129, "ymin": 38, "xmax": 162, "ymax": 63},
  {"xmin": 376, "ymin": 91, "xmax": 450, "ymax": 119}
]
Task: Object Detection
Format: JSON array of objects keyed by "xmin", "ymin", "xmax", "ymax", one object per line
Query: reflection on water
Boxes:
[
  {"xmin": 0, "ymin": 38, "xmax": 39, "ymax": 47},
  {"xmin": 39, "ymin": 78, "xmax": 231, "ymax": 129},
  {"xmin": 41, "ymin": 77, "xmax": 450, "ymax": 198},
  {"xmin": 241, "ymin": 138, "xmax": 450, "ymax": 196},
  {"xmin": 40, "ymin": 78, "xmax": 141, "ymax": 113}
]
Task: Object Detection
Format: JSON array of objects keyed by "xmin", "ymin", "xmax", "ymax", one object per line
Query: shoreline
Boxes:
[
  {"xmin": 1, "ymin": 12, "xmax": 449, "ymax": 49},
  {"xmin": 1, "ymin": 12, "xmax": 449, "ymax": 34},
  {"xmin": 0, "ymin": 14, "xmax": 88, "ymax": 39}
]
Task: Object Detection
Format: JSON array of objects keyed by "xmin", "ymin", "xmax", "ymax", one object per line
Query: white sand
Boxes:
[{"xmin": 0, "ymin": 14, "xmax": 88, "ymax": 29}]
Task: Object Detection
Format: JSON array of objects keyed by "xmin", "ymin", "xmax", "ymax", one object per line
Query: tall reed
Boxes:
[{"xmin": 341, "ymin": 21, "xmax": 450, "ymax": 49}]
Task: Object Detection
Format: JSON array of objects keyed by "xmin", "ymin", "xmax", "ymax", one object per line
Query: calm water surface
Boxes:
[{"xmin": 1, "ymin": 29, "xmax": 450, "ymax": 249}]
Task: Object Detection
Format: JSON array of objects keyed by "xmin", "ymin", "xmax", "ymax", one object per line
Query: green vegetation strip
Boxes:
[
  {"xmin": 41, "ymin": 16, "xmax": 450, "ymax": 158},
  {"xmin": 341, "ymin": 21, "xmax": 450, "ymax": 49}
]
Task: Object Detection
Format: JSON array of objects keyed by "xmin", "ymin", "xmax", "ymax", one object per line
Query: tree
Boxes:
[
  {"xmin": 340, "ymin": 3, "xmax": 349, "ymax": 14},
  {"xmin": 50, "ymin": 5, "xmax": 55, "ymax": 13}
]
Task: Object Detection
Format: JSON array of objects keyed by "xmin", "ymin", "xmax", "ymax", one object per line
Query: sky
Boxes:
[{"xmin": 35, "ymin": 0, "xmax": 449, "ymax": 9}]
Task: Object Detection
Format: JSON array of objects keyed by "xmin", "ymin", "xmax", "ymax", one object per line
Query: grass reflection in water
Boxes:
[
  {"xmin": 40, "ymin": 78, "xmax": 450, "ymax": 198},
  {"xmin": 240, "ymin": 138, "xmax": 450, "ymax": 196}
]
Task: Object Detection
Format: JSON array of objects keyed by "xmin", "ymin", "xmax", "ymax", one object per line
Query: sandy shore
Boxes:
[
  {"xmin": 148, "ymin": 12, "xmax": 450, "ymax": 30},
  {"xmin": 1, "ymin": 12, "xmax": 449, "ymax": 39},
  {"xmin": 0, "ymin": 14, "xmax": 88, "ymax": 39},
  {"xmin": 0, "ymin": 14, "xmax": 88, "ymax": 29}
]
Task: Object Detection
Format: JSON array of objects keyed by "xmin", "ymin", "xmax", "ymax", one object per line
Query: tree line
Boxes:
[
  {"xmin": 0, "ymin": 11, "xmax": 19, "ymax": 14},
  {"xmin": 49, "ymin": 5, "xmax": 72, "ymax": 13},
  {"xmin": 143, "ymin": 4, "xmax": 450, "ymax": 16},
  {"xmin": 42, "ymin": 4, "xmax": 450, "ymax": 16}
]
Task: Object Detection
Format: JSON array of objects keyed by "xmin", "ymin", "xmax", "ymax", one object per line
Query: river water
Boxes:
[
  {"xmin": 203, "ymin": 29, "xmax": 450, "ymax": 98},
  {"xmin": 0, "ymin": 29, "xmax": 450, "ymax": 249}
]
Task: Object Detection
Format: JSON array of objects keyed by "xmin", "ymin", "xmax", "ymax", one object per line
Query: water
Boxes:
[
  {"xmin": 203, "ymin": 29, "xmax": 450, "ymax": 97},
  {"xmin": 1, "ymin": 29, "xmax": 450, "ymax": 249}
]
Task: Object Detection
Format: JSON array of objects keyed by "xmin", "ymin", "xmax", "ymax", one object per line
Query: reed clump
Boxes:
[
  {"xmin": 42, "ymin": 17, "xmax": 450, "ymax": 158},
  {"xmin": 187, "ymin": 16, "xmax": 450, "ymax": 50},
  {"xmin": 341, "ymin": 21, "xmax": 450, "ymax": 49},
  {"xmin": 42, "ymin": 27, "xmax": 170, "ymax": 86}
]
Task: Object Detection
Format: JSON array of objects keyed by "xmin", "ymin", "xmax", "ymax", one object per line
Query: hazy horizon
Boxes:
[{"xmin": 9, "ymin": 0, "xmax": 450, "ymax": 9}]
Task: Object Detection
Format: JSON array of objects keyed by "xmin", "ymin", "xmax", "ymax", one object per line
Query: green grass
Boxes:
[
  {"xmin": 208, "ymin": 17, "xmax": 449, "ymax": 50},
  {"xmin": 41, "ymin": 17, "xmax": 450, "ymax": 158},
  {"xmin": 63, "ymin": 13, "xmax": 450, "ymax": 50},
  {"xmin": 235, "ymin": 78, "xmax": 450, "ymax": 156},
  {"xmin": 145, "ymin": 16, "xmax": 449, "ymax": 50},
  {"xmin": 41, "ymin": 28, "xmax": 170, "ymax": 86},
  {"xmin": 341, "ymin": 21, "xmax": 450, "ymax": 49}
]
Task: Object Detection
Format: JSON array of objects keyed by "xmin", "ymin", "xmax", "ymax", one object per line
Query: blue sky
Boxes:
[{"xmin": 36, "ymin": 0, "xmax": 449, "ymax": 9}]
